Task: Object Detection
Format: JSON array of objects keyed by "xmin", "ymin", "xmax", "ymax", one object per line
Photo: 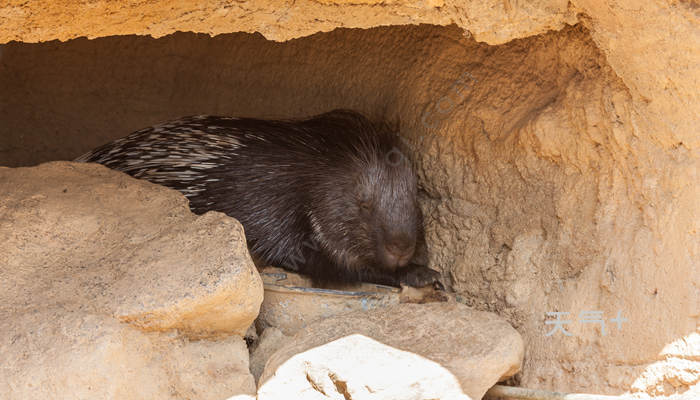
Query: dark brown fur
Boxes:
[{"xmin": 76, "ymin": 110, "xmax": 442, "ymax": 287}]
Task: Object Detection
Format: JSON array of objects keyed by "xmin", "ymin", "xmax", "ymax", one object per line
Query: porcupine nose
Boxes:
[{"xmin": 384, "ymin": 240, "xmax": 415, "ymax": 267}]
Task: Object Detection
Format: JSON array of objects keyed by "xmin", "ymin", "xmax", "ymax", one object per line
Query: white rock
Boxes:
[{"xmin": 258, "ymin": 302, "xmax": 524, "ymax": 400}]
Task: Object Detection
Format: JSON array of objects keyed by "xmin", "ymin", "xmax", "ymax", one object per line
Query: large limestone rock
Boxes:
[
  {"xmin": 258, "ymin": 302, "xmax": 524, "ymax": 400},
  {"xmin": 260, "ymin": 334, "xmax": 471, "ymax": 400},
  {"xmin": 0, "ymin": 161, "xmax": 263, "ymax": 399},
  {"xmin": 2, "ymin": 313, "xmax": 255, "ymax": 400}
]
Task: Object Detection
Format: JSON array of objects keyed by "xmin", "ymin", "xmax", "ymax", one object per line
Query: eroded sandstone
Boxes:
[{"xmin": 0, "ymin": 162, "xmax": 262, "ymax": 399}]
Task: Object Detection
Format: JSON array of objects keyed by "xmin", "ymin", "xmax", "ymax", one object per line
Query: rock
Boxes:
[
  {"xmin": 0, "ymin": 162, "xmax": 262, "ymax": 399},
  {"xmin": 258, "ymin": 302, "xmax": 524, "ymax": 400},
  {"xmin": 399, "ymin": 285, "xmax": 451, "ymax": 304},
  {"xmin": 1, "ymin": 312, "xmax": 256, "ymax": 400},
  {"xmin": 627, "ymin": 332, "xmax": 700, "ymax": 399},
  {"xmin": 249, "ymin": 327, "xmax": 291, "ymax": 383},
  {"xmin": 257, "ymin": 267, "xmax": 402, "ymax": 336},
  {"xmin": 244, "ymin": 323, "xmax": 259, "ymax": 346},
  {"xmin": 259, "ymin": 334, "xmax": 470, "ymax": 400},
  {"xmin": 1, "ymin": 0, "xmax": 575, "ymax": 45}
]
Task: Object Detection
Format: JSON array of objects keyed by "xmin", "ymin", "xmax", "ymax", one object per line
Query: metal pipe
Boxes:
[{"xmin": 486, "ymin": 385, "xmax": 627, "ymax": 400}]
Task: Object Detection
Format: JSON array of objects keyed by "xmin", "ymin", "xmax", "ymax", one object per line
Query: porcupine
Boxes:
[{"xmin": 75, "ymin": 110, "xmax": 443, "ymax": 288}]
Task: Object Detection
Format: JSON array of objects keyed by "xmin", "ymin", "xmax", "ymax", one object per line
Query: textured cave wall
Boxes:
[
  {"xmin": 1, "ymin": 0, "xmax": 697, "ymax": 152},
  {"xmin": 0, "ymin": 0, "xmax": 577, "ymax": 45},
  {"xmin": 0, "ymin": 1, "xmax": 698, "ymax": 397}
]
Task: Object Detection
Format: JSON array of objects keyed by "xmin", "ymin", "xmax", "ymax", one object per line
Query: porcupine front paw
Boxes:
[{"xmin": 398, "ymin": 264, "xmax": 445, "ymax": 290}]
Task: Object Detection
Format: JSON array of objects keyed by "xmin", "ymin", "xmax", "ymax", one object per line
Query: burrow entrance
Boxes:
[{"xmin": 1, "ymin": 24, "xmax": 655, "ymax": 394}]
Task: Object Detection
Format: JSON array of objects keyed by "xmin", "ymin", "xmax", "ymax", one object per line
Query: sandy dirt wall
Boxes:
[
  {"xmin": 1, "ymin": 0, "xmax": 697, "ymax": 153},
  {"xmin": 1, "ymin": 23, "xmax": 697, "ymax": 396}
]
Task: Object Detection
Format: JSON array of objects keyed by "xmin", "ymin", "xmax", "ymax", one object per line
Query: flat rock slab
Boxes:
[
  {"xmin": 258, "ymin": 302, "xmax": 524, "ymax": 400},
  {"xmin": 0, "ymin": 162, "xmax": 262, "ymax": 398}
]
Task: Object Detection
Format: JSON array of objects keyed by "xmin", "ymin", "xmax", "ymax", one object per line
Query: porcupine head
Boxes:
[{"xmin": 305, "ymin": 130, "xmax": 423, "ymax": 277}]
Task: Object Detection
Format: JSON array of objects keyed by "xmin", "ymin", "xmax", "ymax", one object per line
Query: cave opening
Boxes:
[{"xmin": 2, "ymin": 22, "xmax": 674, "ymax": 395}]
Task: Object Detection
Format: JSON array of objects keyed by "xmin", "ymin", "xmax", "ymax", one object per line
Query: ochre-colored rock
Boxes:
[
  {"xmin": 0, "ymin": 0, "xmax": 575, "ymax": 45},
  {"xmin": 258, "ymin": 302, "xmax": 524, "ymax": 399},
  {"xmin": 0, "ymin": 162, "xmax": 262, "ymax": 399},
  {"xmin": 1, "ymin": 312, "xmax": 256, "ymax": 400},
  {"xmin": 1, "ymin": 1, "xmax": 695, "ymax": 151},
  {"xmin": 249, "ymin": 327, "xmax": 291, "ymax": 383},
  {"xmin": 257, "ymin": 266, "xmax": 402, "ymax": 336}
]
